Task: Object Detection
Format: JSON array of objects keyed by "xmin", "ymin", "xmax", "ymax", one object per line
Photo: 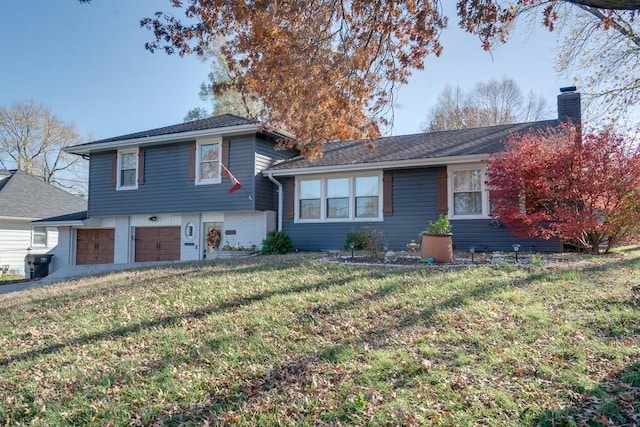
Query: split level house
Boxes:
[
  {"xmin": 41, "ymin": 88, "xmax": 581, "ymax": 272},
  {"xmin": 0, "ymin": 169, "xmax": 87, "ymax": 275}
]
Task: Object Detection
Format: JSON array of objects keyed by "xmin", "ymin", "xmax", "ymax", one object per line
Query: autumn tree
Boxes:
[
  {"xmin": 553, "ymin": 7, "xmax": 640, "ymax": 120},
  {"xmin": 487, "ymin": 124, "xmax": 640, "ymax": 254},
  {"xmin": 457, "ymin": 2, "xmax": 640, "ymax": 119},
  {"xmin": 76, "ymin": 0, "xmax": 640, "ymax": 158},
  {"xmin": 423, "ymin": 77, "xmax": 550, "ymax": 132},
  {"xmin": 0, "ymin": 100, "xmax": 87, "ymax": 195}
]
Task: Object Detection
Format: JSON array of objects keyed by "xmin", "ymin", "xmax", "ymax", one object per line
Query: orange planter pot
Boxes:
[{"xmin": 420, "ymin": 233, "xmax": 453, "ymax": 263}]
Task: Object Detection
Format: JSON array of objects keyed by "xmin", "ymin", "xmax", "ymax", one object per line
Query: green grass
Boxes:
[
  {"xmin": 1, "ymin": 250, "xmax": 639, "ymax": 426},
  {"xmin": 0, "ymin": 274, "xmax": 23, "ymax": 283}
]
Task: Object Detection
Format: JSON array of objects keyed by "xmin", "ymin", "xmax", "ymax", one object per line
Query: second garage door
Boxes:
[{"xmin": 134, "ymin": 226, "xmax": 181, "ymax": 262}]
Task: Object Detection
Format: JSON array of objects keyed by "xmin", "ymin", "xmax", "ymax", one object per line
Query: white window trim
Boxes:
[
  {"xmin": 32, "ymin": 226, "xmax": 48, "ymax": 247},
  {"xmin": 117, "ymin": 147, "xmax": 139, "ymax": 190},
  {"xmin": 196, "ymin": 137, "xmax": 222, "ymax": 185},
  {"xmin": 448, "ymin": 163, "xmax": 490, "ymax": 219},
  {"xmin": 294, "ymin": 172, "xmax": 383, "ymax": 223}
]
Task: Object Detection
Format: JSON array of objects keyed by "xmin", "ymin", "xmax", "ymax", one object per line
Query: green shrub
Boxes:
[
  {"xmin": 425, "ymin": 214, "xmax": 452, "ymax": 234},
  {"xmin": 344, "ymin": 227, "xmax": 385, "ymax": 258},
  {"xmin": 261, "ymin": 230, "xmax": 293, "ymax": 254}
]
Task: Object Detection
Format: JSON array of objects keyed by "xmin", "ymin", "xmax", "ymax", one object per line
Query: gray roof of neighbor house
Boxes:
[
  {"xmin": 265, "ymin": 119, "xmax": 558, "ymax": 174},
  {"xmin": 65, "ymin": 114, "xmax": 293, "ymax": 155},
  {"xmin": 0, "ymin": 170, "xmax": 87, "ymax": 220}
]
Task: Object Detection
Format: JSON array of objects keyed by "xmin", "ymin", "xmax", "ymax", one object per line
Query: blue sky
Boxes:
[{"xmin": 1, "ymin": 1, "xmax": 567, "ymax": 142}]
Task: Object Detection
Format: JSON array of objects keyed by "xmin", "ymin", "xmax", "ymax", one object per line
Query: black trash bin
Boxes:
[{"xmin": 25, "ymin": 254, "xmax": 54, "ymax": 279}]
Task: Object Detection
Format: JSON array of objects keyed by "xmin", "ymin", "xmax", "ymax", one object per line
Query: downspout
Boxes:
[{"xmin": 267, "ymin": 173, "xmax": 283, "ymax": 231}]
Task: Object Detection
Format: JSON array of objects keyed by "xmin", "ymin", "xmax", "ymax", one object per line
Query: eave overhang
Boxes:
[
  {"xmin": 263, "ymin": 154, "xmax": 488, "ymax": 177},
  {"xmin": 65, "ymin": 124, "xmax": 295, "ymax": 155}
]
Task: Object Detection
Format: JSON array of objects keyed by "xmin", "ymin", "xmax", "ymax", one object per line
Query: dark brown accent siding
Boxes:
[
  {"xmin": 222, "ymin": 138, "xmax": 230, "ymax": 168},
  {"xmin": 383, "ymin": 173, "xmax": 393, "ymax": 216},
  {"xmin": 137, "ymin": 148, "xmax": 145, "ymax": 185},
  {"xmin": 111, "ymin": 152, "xmax": 117, "ymax": 187},
  {"xmin": 286, "ymin": 178, "xmax": 295, "ymax": 219},
  {"xmin": 437, "ymin": 170, "xmax": 448, "ymax": 215},
  {"xmin": 188, "ymin": 144, "xmax": 196, "ymax": 181}
]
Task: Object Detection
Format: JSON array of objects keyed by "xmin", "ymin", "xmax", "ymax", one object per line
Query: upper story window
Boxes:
[
  {"xmin": 196, "ymin": 138, "xmax": 222, "ymax": 185},
  {"xmin": 448, "ymin": 164, "xmax": 489, "ymax": 219},
  {"xmin": 117, "ymin": 148, "xmax": 138, "ymax": 190},
  {"xmin": 32, "ymin": 226, "xmax": 48, "ymax": 246},
  {"xmin": 296, "ymin": 173, "xmax": 382, "ymax": 223}
]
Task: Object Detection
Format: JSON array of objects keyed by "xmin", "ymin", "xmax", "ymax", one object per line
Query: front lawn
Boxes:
[{"xmin": 0, "ymin": 250, "xmax": 638, "ymax": 425}]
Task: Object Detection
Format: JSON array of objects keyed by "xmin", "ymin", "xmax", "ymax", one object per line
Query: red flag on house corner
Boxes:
[{"xmin": 221, "ymin": 163, "xmax": 242, "ymax": 194}]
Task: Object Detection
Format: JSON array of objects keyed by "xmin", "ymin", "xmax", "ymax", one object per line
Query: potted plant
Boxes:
[{"xmin": 421, "ymin": 215, "xmax": 453, "ymax": 262}]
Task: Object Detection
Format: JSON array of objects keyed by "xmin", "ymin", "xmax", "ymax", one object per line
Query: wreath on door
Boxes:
[{"xmin": 207, "ymin": 227, "xmax": 221, "ymax": 250}]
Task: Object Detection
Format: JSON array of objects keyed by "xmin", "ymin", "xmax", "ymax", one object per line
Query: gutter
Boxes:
[
  {"xmin": 65, "ymin": 123, "xmax": 262, "ymax": 155},
  {"xmin": 267, "ymin": 173, "xmax": 283, "ymax": 232},
  {"xmin": 263, "ymin": 154, "xmax": 489, "ymax": 177}
]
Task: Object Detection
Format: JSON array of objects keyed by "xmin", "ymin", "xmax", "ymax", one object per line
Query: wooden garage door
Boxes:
[
  {"xmin": 134, "ymin": 226, "xmax": 181, "ymax": 262},
  {"xmin": 76, "ymin": 228, "xmax": 115, "ymax": 265}
]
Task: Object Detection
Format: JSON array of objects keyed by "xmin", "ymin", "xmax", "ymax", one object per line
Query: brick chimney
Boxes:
[{"xmin": 557, "ymin": 86, "xmax": 581, "ymax": 125}]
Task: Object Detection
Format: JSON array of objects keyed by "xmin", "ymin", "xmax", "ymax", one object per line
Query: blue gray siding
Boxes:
[
  {"xmin": 253, "ymin": 136, "xmax": 297, "ymax": 212},
  {"xmin": 88, "ymin": 135, "xmax": 256, "ymax": 216},
  {"xmin": 281, "ymin": 167, "xmax": 562, "ymax": 252}
]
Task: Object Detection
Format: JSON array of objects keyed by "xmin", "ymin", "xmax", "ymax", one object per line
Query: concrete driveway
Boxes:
[{"xmin": 0, "ymin": 260, "xmax": 184, "ymax": 295}]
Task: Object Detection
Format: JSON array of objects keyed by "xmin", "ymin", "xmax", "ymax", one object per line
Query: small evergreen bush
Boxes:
[{"xmin": 261, "ymin": 230, "xmax": 293, "ymax": 254}]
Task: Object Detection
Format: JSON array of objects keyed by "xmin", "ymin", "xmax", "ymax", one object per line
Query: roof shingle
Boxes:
[
  {"xmin": 0, "ymin": 170, "xmax": 87, "ymax": 220},
  {"xmin": 267, "ymin": 120, "xmax": 557, "ymax": 171},
  {"xmin": 71, "ymin": 114, "xmax": 257, "ymax": 148}
]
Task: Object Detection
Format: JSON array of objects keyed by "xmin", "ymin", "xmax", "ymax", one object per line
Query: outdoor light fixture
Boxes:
[
  {"xmin": 148, "ymin": 216, "xmax": 158, "ymax": 222},
  {"xmin": 512, "ymin": 244, "xmax": 521, "ymax": 261},
  {"xmin": 349, "ymin": 242, "xmax": 355, "ymax": 260},
  {"xmin": 469, "ymin": 246, "xmax": 475, "ymax": 263}
]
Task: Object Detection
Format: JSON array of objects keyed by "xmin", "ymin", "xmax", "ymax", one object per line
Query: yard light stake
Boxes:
[
  {"xmin": 469, "ymin": 246, "xmax": 475, "ymax": 263},
  {"xmin": 349, "ymin": 242, "xmax": 355, "ymax": 260},
  {"xmin": 512, "ymin": 244, "xmax": 521, "ymax": 262}
]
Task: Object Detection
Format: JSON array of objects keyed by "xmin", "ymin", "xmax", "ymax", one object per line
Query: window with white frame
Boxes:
[
  {"xmin": 296, "ymin": 173, "xmax": 382, "ymax": 222},
  {"xmin": 355, "ymin": 176, "xmax": 379, "ymax": 218},
  {"xmin": 326, "ymin": 178, "xmax": 349, "ymax": 218},
  {"xmin": 299, "ymin": 179, "xmax": 321, "ymax": 219},
  {"xmin": 32, "ymin": 226, "xmax": 47, "ymax": 246},
  {"xmin": 117, "ymin": 148, "xmax": 138, "ymax": 190},
  {"xmin": 449, "ymin": 164, "xmax": 489, "ymax": 218},
  {"xmin": 196, "ymin": 138, "xmax": 222, "ymax": 184}
]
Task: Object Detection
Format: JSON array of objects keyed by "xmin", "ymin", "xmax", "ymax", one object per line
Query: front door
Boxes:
[{"xmin": 204, "ymin": 222, "xmax": 223, "ymax": 258}]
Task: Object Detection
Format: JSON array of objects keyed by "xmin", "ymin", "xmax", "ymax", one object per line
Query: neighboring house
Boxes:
[
  {"xmin": 0, "ymin": 170, "xmax": 87, "ymax": 275},
  {"xmin": 48, "ymin": 88, "xmax": 579, "ymax": 272}
]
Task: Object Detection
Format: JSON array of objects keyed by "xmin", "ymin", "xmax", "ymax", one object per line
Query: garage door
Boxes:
[
  {"xmin": 134, "ymin": 227, "xmax": 181, "ymax": 262},
  {"xmin": 76, "ymin": 228, "xmax": 115, "ymax": 265}
]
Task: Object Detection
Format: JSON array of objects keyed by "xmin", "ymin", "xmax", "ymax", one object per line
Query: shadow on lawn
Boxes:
[
  {"xmin": 4, "ymin": 253, "xmax": 639, "ymax": 425},
  {"xmin": 156, "ymin": 254, "xmax": 640, "ymax": 425},
  {"xmin": 1, "ymin": 256, "xmax": 300, "ymax": 310},
  {"xmin": 533, "ymin": 362, "xmax": 640, "ymax": 426},
  {"xmin": 0, "ymin": 262, "xmax": 371, "ymax": 367}
]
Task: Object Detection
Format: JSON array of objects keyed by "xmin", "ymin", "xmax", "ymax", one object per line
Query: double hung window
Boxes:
[
  {"xmin": 117, "ymin": 148, "xmax": 138, "ymax": 190},
  {"xmin": 32, "ymin": 226, "xmax": 48, "ymax": 246},
  {"xmin": 449, "ymin": 164, "xmax": 489, "ymax": 218},
  {"xmin": 196, "ymin": 138, "xmax": 222, "ymax": 184}
]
